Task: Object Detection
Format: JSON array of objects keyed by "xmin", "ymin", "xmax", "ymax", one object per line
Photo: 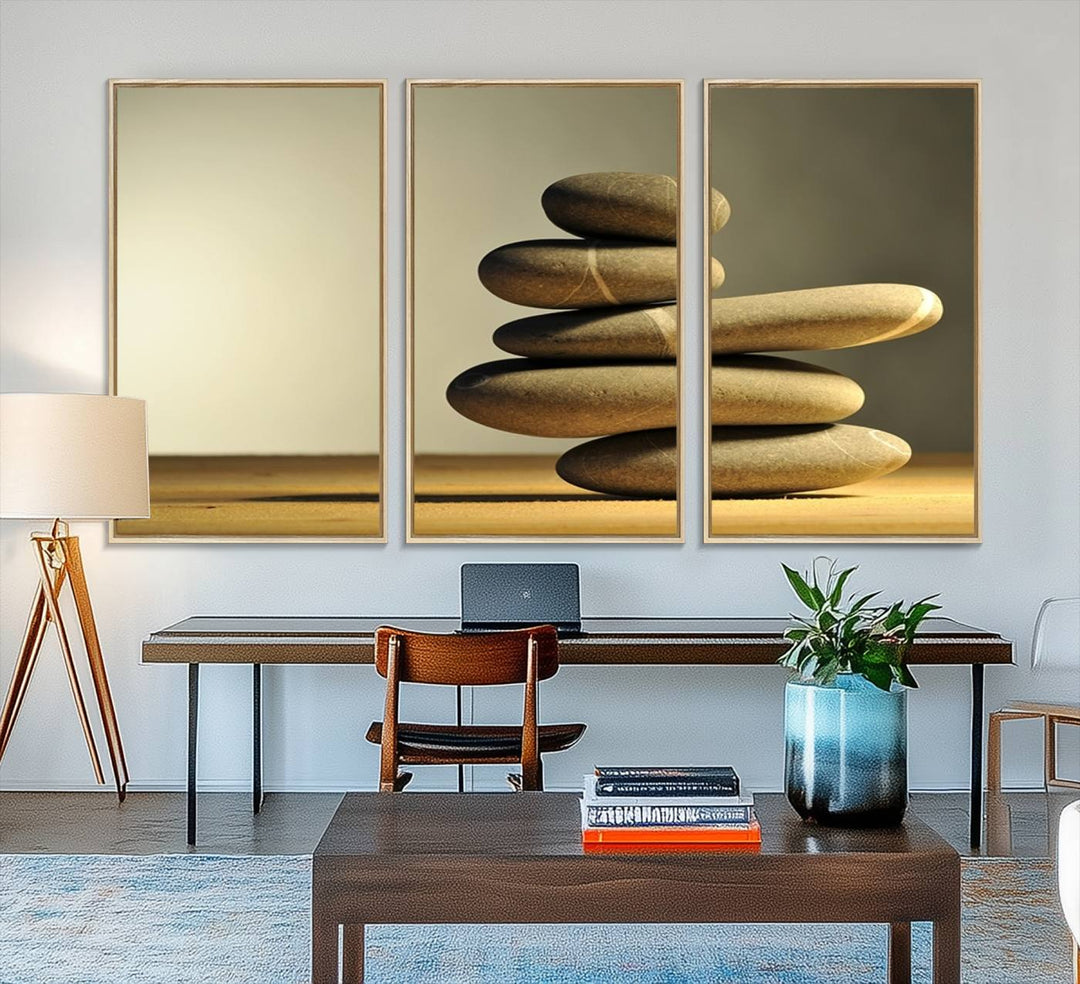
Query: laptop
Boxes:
[{"xmin": 460, "ymin": 563, "xmax": 582, "ymax": 636}]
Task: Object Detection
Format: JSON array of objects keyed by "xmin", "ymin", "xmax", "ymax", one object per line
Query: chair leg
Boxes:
[
  {"xmin": 1048, "ymin": 719, "xmax": 1080, "ymax": 789},
  {"xmin": 521, "ymin": 757, "xmax": 541, "ymax": 791},
  {"xmin": 986, "ymin": 712, "xmax": 1003, "ymax": 791},
  {"xmin": 1045, "ymin": 715, "xmax": 1056, "ymax": 792},
  {"xmin": 379, "ymin": 771, "xmax": 411, "ymax": 793}
]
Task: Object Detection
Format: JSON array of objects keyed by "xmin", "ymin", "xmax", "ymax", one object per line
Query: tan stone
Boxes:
[
  {"xmin": 556, "ymin": 428, "xmax": 679, "ymax": 497},
  {"xmin": 711, "ymin": 284, "xmax": 943, "ymax": 354},
  {"xmin": 478, "ymin": 239, "xmax": 724, "ymax": 309},
  {"xmin": 493, "ymin": 304, "xmax": 678, "ymax": 361},
  {"xmin": 711, "ymin": 355, "xmax": 864, "ymax": 424},
  {"xmin": 446, "ymin": 360, "xmax": 677, "ymax": 437},
  {"xmin": 446, "ymin": 356, "xmax": 862, "ymax": 438},
  {"xmin": 710, "ymin": 424, "xmax": 912, "ymax": 495},
  {"xmin": 554, "ymin": 424, "xmax": 912, "ymax": 497},
  {"xmin": 540, "ymin": 172, "xmax": 729, "ymax": 242}
]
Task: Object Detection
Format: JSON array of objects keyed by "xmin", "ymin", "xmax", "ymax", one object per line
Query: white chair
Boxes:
[
  {"xmin": 1059, "ymin": 799, "xmax": 1080, "ymax": 983},
  {"xmin": 988, "ymin": 598, "xmax": 1080, "ymax": 791}
]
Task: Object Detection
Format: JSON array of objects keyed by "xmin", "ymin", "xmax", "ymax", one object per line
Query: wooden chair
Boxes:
[
  {"xmin": 987, "ymin": 598, "xmax": 1080, "ymax": 793},
  {"xmin": 365, "ymin": 625, "xmax": 586, "ymax": 792}
]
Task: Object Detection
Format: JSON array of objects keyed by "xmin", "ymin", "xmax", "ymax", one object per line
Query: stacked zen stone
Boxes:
[
  {"xmin": 557, "ymin": 281, "xmax": 944, "ymax": 497},
  {"xmin": 447, "ymin": 173, "xmax": 943, "ymax": 498},
  {"xmin": 447, "ymin": 172, "xmax": 727, "ymax": 495}
]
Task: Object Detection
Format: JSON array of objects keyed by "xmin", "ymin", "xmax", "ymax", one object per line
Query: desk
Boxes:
[
  {"xmin": 141, "ymin": 616, "xmax": 1012, "ymax": 847},
  {"xmin": 311, "ymin": 791, "xmax": 961, "ymax": 984}
]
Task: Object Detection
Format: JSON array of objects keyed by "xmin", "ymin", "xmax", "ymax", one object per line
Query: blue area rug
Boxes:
[{"xmin": 0, "ymin": 854, "xmax": 1070, "ymax": 983}]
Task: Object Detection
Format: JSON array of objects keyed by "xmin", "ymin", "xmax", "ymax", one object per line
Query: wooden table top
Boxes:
[
  {"xmin": 310, "ymin": 792, "xmax": 960, "ymax": 960},
  {"xmin": 142, "ymin": 615, "xmax": 1012, "ymax": 665},
  {"xmin": 314, "ymin": 791, "xmax": 955, "ymax": 862}
]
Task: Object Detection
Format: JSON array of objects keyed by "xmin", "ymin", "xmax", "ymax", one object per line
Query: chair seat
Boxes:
[
  {"xmin": 365, "ymin": 721, "xmax": 586, "ymax": 760},
  {"xmin": 994, "ymin": 700, "xmax": 1080, "ymax": 720}
]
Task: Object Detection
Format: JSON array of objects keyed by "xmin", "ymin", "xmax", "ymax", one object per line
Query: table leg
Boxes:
[
  {"xmin": 969, "ymin": 663, "xmax": 984, "ymax": 848},
  {"xmin": 888, "ymin": 922, "xmax": 911, "ymax": 984},
  {"xmin": 253, "ymin": 663, "xmax": 263, "ymax": 814},
  {"xmin": 342, "ymin": 924, "xmax": 364, "ymax": 983},
  {"xmin": 311, "ymin": 911, "xmax": 339, "ymax": 984},
  {"xmin": 187, "ymin": 663, "xmax": 199, "ymax": 847},
  {"xmin": 933, "ymin": 911, "xmax": 962, "ymax": 984},
  {"xmin": 456, "ymin": 684, "xmax": 464, "ymax": 793}
]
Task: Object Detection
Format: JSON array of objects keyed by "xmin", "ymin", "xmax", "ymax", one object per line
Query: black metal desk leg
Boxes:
[
  {"xmin": 187, "ymin": 663, "xmax": 199, "ymax": 846},
  {"xmin": 456, "ymin": 684, "xmax": 464, "ymax": 793},
  {"xmin": 253, "ymin": 663, "xmax": 263, "ymax": 814},
  {"xmin": 969, "ymin": 663, "xmax": 984, "ymax": 848}
]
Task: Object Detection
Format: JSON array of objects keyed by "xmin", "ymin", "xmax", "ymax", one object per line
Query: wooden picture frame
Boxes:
[
  {"xmin": 703, "ymin": 80, "xmax": 981, "ymax": 542},
  {"xmin": 407, "ymin": 79, "xmax": 685, "ymax": 543},
  {"xmin": 109, "ymin": 79, "xmax": 387, "ymax": 542}
]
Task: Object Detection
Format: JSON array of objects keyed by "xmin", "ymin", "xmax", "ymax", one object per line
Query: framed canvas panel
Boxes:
[
  {"xmin": 704, "ymin": 80, "xmax": 980, "ymax": 542},
  {"xmin": 408, "ymin": 80, "xmax": 684, "ymax": 542},
  {"xmin": 110, "ymin": 80, "xmax": 386, "ymax": 541}
]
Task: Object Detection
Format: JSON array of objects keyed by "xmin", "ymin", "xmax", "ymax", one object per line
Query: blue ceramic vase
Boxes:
[{"xmin": 784, "ymin": 673, "xmax": 908, "ymax": 826}]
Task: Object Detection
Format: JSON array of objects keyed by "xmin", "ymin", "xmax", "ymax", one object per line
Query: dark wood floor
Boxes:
[{"xmin": 0, "ymin": 789, "xmax": 1073, "ymax": 857}]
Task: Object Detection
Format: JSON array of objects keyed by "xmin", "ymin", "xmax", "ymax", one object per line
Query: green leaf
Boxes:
[
  {"xmin": 860, "ymin": 642, "xmax": 896, "ymax": 664},
  {"xmin": 782, "ymin": 564, "xmax": 818, "ymax": 610},
  {"xmin": 883, "ymin": 604, "xmax": 905, "ymax": 631},
  {"xmin": 894, "ymin": 663, "xmax": 919, "ymax": 689},
  {"xmin": 863, "ymin": 663, "xmax": 894, "ymax": 692},
  {"xmin": 829, "ymin": 566, "xmax": 856, "ymax": 607},
  {"xmin": 908, "ymin": 601, "xmax": 940, "ymax": 622},
  {"xmin": 850, "ymin": 591, "xmax": 881, "ymax": 613}
]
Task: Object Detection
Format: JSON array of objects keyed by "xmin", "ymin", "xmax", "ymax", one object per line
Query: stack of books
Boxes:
[{"xmin": 581, "ymin": 766, "xmax": 760, "ymax": 848}]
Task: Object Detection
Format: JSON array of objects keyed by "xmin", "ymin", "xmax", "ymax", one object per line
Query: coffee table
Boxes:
[{"xmin": 311, "ymin": 792, "xmax": 960, "ymax": 983}]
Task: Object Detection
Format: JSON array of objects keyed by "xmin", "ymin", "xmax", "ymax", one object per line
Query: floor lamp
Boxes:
[{"xmin": 0, "ymin": 393, "xmax": 149, "ymax": 800}]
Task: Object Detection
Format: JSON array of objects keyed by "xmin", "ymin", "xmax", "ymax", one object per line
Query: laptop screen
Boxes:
[{"xmin": 460, "ymin": 563, "xmax": 581, "ymax": 632}]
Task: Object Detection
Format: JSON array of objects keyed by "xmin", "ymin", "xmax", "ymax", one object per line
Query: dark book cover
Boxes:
[
  {"xmin": 594, "ymin": 780, "xmax": 740, "ymax": 798},
  {"xmin": 593, "ymin": 767, "xmax": 739, "ymax": 798},
  {"xmin": 595, "ymin": 766, "xmax": 738, "ymax": 782}
]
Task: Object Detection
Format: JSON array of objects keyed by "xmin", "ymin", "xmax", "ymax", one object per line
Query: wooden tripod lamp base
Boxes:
[
  {"xmin": 0, "ymin": 393, "xmax": 149, "ymax": 800},
  {"xmin": 0, "ymin": 520, "xmax": 130, "ymax": 800}
]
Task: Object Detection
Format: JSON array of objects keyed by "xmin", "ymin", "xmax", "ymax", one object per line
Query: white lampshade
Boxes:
[
  {"xmin": 0, "ymin": 393, "xmax": 149, "ymax": 520},
  {"xmin": 1031, "ymin": 597, "xmax": 1080, "ymax": 672}
]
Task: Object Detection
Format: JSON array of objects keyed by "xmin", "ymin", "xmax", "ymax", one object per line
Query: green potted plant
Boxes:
[{"xmin": 779, "ymin": 558, "xmax": 941, "ymax": 826}]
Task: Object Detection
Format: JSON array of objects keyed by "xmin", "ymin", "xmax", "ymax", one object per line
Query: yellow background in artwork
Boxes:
[
  {"xmin": 115, "ymin": 85, "xmax": 381, "ymax": 455},
  {"xmin": 413, "ymin": 85, "xmax": 678, "ymax": 455}
]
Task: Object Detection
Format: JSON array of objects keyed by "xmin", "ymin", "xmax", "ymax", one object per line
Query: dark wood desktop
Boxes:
[
  {"xmin": 312, "ymin": 791, "xmax": 960, "ymax": 984},
  {"xmin": 141, "ymin": 616, "xmax": 1012, "ymax": 846}
]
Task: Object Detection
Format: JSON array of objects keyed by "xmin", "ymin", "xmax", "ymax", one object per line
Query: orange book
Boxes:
[
  {"xmin": 582, "ymin": 818, "xmax": 761, "ymax": 846},
  {"xmin": 583, "ymin": 840, "xmax": 761, "ymax": 854}
]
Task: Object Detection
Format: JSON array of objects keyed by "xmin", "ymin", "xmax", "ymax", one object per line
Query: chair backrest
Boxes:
[
  {"xmin": 374, "ymin": 625, "xmax": 559, "ymax": 686},
  {"xmin": 1031, "ymin": 597, "xmax": 1080, "ymax": 671}
]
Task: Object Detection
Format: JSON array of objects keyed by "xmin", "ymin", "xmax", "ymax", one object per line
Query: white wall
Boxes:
[{"xmin": 1, "ymin": 0, "xmax": 1077, "ymax": 796}]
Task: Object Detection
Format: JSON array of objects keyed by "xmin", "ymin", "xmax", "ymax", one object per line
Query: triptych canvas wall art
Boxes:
[
  {"xmin": 110, "ymin": 80, "xmax": 386, "ymax": 540},
  {"xmin": 408, "ymin": 81, "xmax": 684, "ymax": 541},
  {"xmin": 705, "ymin": 81, "xmax": 979, "ymax": 541},
  {"xmin": 108, "ymin": 78, "xmax": 978, "ymax": 544}
]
